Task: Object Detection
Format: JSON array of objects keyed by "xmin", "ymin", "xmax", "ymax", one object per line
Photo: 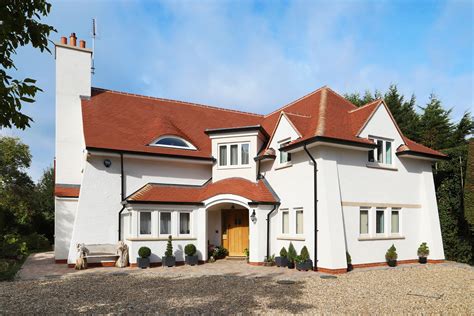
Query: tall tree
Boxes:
[
  {"xmin": 0, "ymin": 0, "xmax": 55, "ymax": 129},
  {"xmin": 451, "ymin": 112, "xmax": 473, "ymax": 147},
  {"xmin": 33, "ymin": 167, "xmax": 54, "ymax": 241},
  {"xmin": 418, "ymin": 94, "xmax": 453, "ymax": 150}
]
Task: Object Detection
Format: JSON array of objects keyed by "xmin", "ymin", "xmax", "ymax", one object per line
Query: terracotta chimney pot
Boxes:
[
  {"xmin": 79, "ymin": 40, "xmax": 86, "ymax": 48},
  {"xmin": 69, "ymin": 33, "xmax": 77, "ymax": 46},
  {"xmin": 60, "ymin": 37, "xmax": 67, "ymax": 45}
]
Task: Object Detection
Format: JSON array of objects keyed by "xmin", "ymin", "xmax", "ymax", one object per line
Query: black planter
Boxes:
[
  {"xmin": 162, "ymin": 256, "xmax": 176, "ymax": 267},
  {"xmin": 347, "ymin": 263, "xmax": 353, "ymax": 272},
  {"xmin": 419, "ymin": 256, "xmax": 427, "ymax": 264},
  {"xmin": 287, "ymin": 261, "xmax": 295, "ymax": 269},
  {"xmin": 387, "ymin": 259, "xmax": 397, "ymax": 267},
  {"xmin": 137, "ymin": 257, "xmax": 150, "ymax": 269},
  {"xmin": 275, "ymin": 256, "xmax": 288, "ymax": 267},
  {"xmin": 185, "ymin": 255, "xmax": 198, "ymax": 266},
  {"xmin": 296, "ymin": 260, "xmax": 313, "ymax": 271}
]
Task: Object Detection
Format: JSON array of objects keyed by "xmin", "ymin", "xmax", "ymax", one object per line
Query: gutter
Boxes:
[
  {"xmin": 303, "ymin": 144, "xmax": 318, "ymax": 271},
  {"xmin": 283, "ymin": 135, "xmax": 376, "ymax": 152},
  {"xmin": 118, "ymin": 153, "xmax": 125, "ymax": 241},
  {"xmin": 266, "ymin": 205, "xmax": 278, "ymax": 260}
]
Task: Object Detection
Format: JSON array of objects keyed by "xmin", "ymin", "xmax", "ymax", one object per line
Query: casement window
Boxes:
[
  {"xmin": 279, "ymin": 141, "xmax": 291, "ymax": 164},
  {"xmin": 281, "ymin": 210, "xmax": 289, "ymax": 234},
  {"xmin": 368, "ymin": 138, "xmax": 393, "ymax": 165},
  {"xmin": 391, "ymin": 208, "xmax": 400, "ymax": 234},
  {"xmin": 359, "ymin": 208, "xmax": 369, "ymax": 235},
  {"xmin": 139, "ymin": 212, "xmax": 152, "ymax": 236},
  {"xmin": 218, "ymin": 143, "xmax": 250, "ymax": 167},
  {"xmin": 159, "ymin": 212, "xmax": 172, "ymax": 235},
  {"xmin": 179, "ymin": 212, "xmax": 191, "ymax": 235},
  {"xmin": 376, "ymin": 208, "xmax": 385, "ymax": 234},
  {"xmin": 295, "ymin": 209, "xmax": 304, "ymax": 234}
]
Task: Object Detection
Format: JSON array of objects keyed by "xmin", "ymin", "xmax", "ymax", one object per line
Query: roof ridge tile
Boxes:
[{"xmin": 264, "ymin": 86, "xmax": 326, "ymax": 117}]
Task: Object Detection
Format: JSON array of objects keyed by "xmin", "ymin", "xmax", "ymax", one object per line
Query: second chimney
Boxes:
[{"xmin": 69, "ymin": 33, "xmax": 77, "ymax": 46}]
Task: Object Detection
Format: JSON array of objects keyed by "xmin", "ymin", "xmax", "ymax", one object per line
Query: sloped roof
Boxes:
[
  {"xmin": 81, "ymin": 86, "xmax": 445, "ymax": 160},
  {"xmin": 127, "ymin": 178, "xmax": 279, "ymax": 204}
]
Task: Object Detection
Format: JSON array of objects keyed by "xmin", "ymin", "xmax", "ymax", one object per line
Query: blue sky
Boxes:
[{"xmin": 2, "ymin": 0, "xmax": 473, "ymax": 181}]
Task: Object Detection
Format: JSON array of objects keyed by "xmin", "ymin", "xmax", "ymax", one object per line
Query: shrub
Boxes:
[
  {"xmin": 243, "ymin": 248, "xmax": 249, "ymax": 257},
  {"xmin": 300, "ymin": 246, "xmax": 310, "ymax": 261},
  {"xmin": 346, "ymin": 251, "xmax": 352, "ymax": 265},
  {"xmin": 279, "ymin": 247, "xmax": 287, "ymax": 257},
  {"xmin": 184, "ymin": 244, "xmax": 196, "ymax": 256},
  {"xmin": 287, "ymin": 242, "xmax": 297, "ymax": 262},
  {"xmin": 385, "ymin": 244, "xmax": 398, "ymax": 261},
  {"xmin": 265, "ymin": 254, "xmax": 275, "ymax": 263},
  {"xmin": 1, "ymin": 234, "xmax": 28, "ymax": 258},
  {"xmin": 417, "ymin": 242, "xmax": 430, "ymax": 258},
  {"xmin": 23, "ymin": 233, "xmax": 50, "ymax": 251},
  {"xmin": 138, "ymin": 246, "xmax": 151, "ymax": 258},
  {"xmin": 165, "ymin": 235, "xmax": 173, "ymax": 257},
  {"xmin": 213, "ymin": 246, "xmax": 229, "ymax": 258}
]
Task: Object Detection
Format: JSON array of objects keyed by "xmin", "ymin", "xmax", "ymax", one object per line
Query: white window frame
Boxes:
[
  {"xmin": 390, "ymin": 208, "xmax": 401, "ymax": 235},
  {"xmin": 281, "ymin": 209, "xmax": 290, "ymax": 235},
  {"xmin": 367, "ymin": 136, "xmax": 394, "ymax": 167},
  {"xmin": 375, "ymin": 207, "xmax": 386, "ymax": 235},
  {"xmin": 217, "ymin": 142, "xmax": 251, "ymax": 169},
  {"xmin": 295, "ymin": 208, "xmax": 304, "ymax": 235},
  {"xmin": 177, "ymin": 211, "xmax": 192, "ymax": 237},
  {"xmin": 359, "ymin": 207, "xmax": 370, "ymax": 236},
  {"xmin": 278, "ymin": 138, "xmax": 292, "ymax": 167},
  {"xmin": 158, "ymin": 211, "xmax": 172, "ymax": 237},
  {"xmin": 138, "ymin": 211, "xmax": 153, "ymax": 237},
  {"xmin": 150, "ymin": 135, "xmax": 197, "ymax": 150}
]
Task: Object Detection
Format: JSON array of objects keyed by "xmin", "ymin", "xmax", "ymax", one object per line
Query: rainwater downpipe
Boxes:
[
  {"xmin": 303, "ymin": 144, "xmax": 318, "ymax": 271},
  {"xmin": 118, "ymin": 153, "xmax": 125, "ymax": 241},
  {"xmin": 266, "ymin": 204, "xmax": 277, "ymax": 260}
]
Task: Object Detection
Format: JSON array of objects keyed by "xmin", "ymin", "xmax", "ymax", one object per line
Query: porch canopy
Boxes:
[{"xmin": 125, "ymin": 177, "xmax": 279, "ymax": 205}]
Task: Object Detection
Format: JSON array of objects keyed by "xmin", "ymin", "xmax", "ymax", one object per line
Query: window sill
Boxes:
[
  {"xmin": 358, "ymin": 235, "xmax": 405, "ymax": 241},
  {"xmin": 277, "ymin": 235, "xmax": 305, "ymax": 241},
  {"xmin": 127, "ymin": 237, "xmax": 197, "ymax": 241},
  {"xmin": 217, "ymin": 165, "xmax": 252, "ymax": 170},
  {"xmin": 366, "ymin": 162, "xmax": 398, "ymax": 171},
  {"xmin": 275, "ymin": 163, "xmax": 292, "ymax": 170}
]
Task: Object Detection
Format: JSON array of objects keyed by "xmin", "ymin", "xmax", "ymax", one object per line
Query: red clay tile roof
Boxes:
[
  {"xmin": 397, "ymin": 137, "xmax": 447, "ymax": 158},
  {"xmin": 82, "ymin": 86, "xmax": 444, "ymax": 160},
  {"xmin": 127, "ymin": 178, "xmax": 278, "ymax": 204},
  {"xmin": 55, "ymin": 185, "xmax": 80, "ymax": 198}
]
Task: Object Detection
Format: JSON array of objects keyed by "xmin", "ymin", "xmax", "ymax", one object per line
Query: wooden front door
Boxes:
[{"xmin": 222, "ymin": 209, "xmax": 249, "ymax": 257}]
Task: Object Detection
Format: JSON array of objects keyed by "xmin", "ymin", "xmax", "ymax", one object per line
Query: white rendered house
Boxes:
[{"xmin": 54, "ymin": 34, "xmax": 446, "ymax": 273}]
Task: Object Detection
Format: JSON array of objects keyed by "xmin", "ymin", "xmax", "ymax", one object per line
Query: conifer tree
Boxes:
[{"xmin": 418, "ymin": 94, "xmax": 453, "ymax": 150}]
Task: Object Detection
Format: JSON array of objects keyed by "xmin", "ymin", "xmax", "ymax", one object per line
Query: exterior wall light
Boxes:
[
  {"xmin": 250, "ymin": 209, "xmax": 257, "ymax": 224},
  {"xmin": 103, "ymin": 159, "xmax": 112, "ymax": 168}
]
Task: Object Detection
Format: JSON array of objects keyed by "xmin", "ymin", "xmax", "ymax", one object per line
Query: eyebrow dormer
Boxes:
[{"xmin": 150, "ymin": 135, "xmax": 197, "ymax": 150}]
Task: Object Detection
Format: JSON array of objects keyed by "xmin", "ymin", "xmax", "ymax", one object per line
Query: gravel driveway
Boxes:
[{"xmin": 1, "ymin": 259, "xmax": 472, "ymax": 314}]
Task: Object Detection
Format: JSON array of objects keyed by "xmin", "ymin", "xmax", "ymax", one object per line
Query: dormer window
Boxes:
[
  {"xmin": 368, "ymin": 137, "xmax": 392, "ymax": 165},
  {"xmin": 150, "ymin": 136, "xmax": 196, "ymax": 150}
]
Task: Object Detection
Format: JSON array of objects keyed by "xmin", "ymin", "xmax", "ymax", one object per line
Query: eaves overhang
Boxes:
[
  {"xmin": 205, "ymin": 125, "xmax": 269, "ymax": 138},
  {"xmin": 281, "ymin": 136, "xmax": 376, "ymax": 152},
  {"xmin": 396, "ymin": 150, "xmax": 448, "ymax": 161}
]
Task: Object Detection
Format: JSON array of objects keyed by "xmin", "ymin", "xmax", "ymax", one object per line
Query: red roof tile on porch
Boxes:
[
  {"xmin": 127, "ymin": 178, "xmax": 278, "ymax": 204},
  {"xmin": 55, "ymin": 185, "xmax": 80, "ymax": 198}
]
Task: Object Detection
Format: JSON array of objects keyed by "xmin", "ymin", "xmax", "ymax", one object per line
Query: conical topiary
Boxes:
[
  {"xmin": 287, "ymin": 242, "xmax": 297, "ymax": 262},
  {"xmin": 300, "ymin": 246, "xmax": 310, "ymax": 261},
  {"xmin": 280, "ymin": 247, "xmax": 287, "ymax": 257},
  {"xmin": 165, "ymin": 235, "xmax": 173, "ymax": 257}
]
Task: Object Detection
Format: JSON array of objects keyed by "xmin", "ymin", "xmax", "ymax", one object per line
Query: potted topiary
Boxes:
[
  {"xmin": 275, "ymin": 247, "xmax": 288, "ymax": 267},
  {"xmin": 385, "ymin": 244, "xmax": 398, "ymax": 267},
  {"xmin": 295, "ymin": 246, "xmax": 313, "ymax": 271},
  {"xmin": 185, "ymin": 243, "xmax": 198, "ymax": 266},
  {"xmin": 346, "ymin": 251, "xmax": 353, "ymax": 271},
  {"xmin": 162, "ymin": 235, "xmax": 176, "ymax": 267},
  {"xmin": 137, "ymin": 246, "xmax": 151, "ymax": 269},
  {"xmin": 417, "ymin": 242, "xmax": 429, "ymax": 264},
  {"xmin": 287, "ymin": 242, "xmax": 297, "ymax": 269}
]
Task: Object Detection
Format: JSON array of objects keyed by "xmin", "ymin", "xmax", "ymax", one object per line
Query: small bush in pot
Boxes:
[
  {"xmin": 346, "ymin": 251, "xmax": 353, "ymax": 271},
  {"xmin": 185, "ymin": 244, "xmax": 198, "ymax": 266},
  {"xmin": 213, "ymin": 246, "xmax": 229, "ymax": 259},
  {"xmin": 295, "ymin": 246, "xmax": 313, "ymax": 271},
  {"xmin": 243, "ymin": 248, "xmax": 249, "ymax": 262},
  {"xmin": 137, "ymin": 246, "xmax": 151, "ymax": 269},
  {"xmin": 287, "ymin": 242, "xmax": 297, "ymax": 269},
  {"xmin": 264, "ymin": 254, "xmax": 275, "ymax": 266},
  {"xmin": 385, "ymin": 244, "xmax": 398, "ymax": 267},
  {"xmin": 417, "ymin": 242, "xmax": 429, "ymax": 264},
  {"xmin": 275, "ymin": 247, "xmax": 288, "ymax": 267},
  {"xmin": 162, "ymin": 236, "xmax": 176, "ymax": 267}
]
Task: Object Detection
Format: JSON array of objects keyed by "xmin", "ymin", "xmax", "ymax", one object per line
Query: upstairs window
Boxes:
[
  {"xmin": 368, "ymin": 137, "xmax": 393, "ymax": 165},
  {"xmin": 218, "ymin": 143, "xmax": 250, "ymax": 167},
  {"xmin": 151, "ymin": 136, "xmax": 196, "ymax": 150},
  {"xmin": 279, "ymin": 141, "xmax": 292, "ymax": 164}
]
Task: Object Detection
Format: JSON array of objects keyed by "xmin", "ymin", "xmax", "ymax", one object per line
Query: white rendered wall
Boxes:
[
  {"xmin": 210, "ymin": 131, "xmax": 264, "ymax": 182},
  {"xmin": 55, "ymin": 45, "xmax": 91, "ymax": 185},
  {"xmin": 54, "ymin": 198, "xmax": 78, "ymax": 260}
]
